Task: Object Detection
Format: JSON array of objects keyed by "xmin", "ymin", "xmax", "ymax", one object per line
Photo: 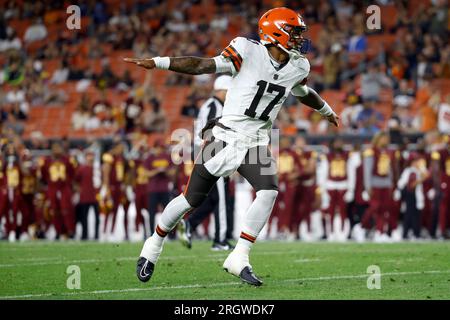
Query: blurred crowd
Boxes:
[{"xmin": 0, "ymin": 0, "xmax": 449, "ymax": 138}]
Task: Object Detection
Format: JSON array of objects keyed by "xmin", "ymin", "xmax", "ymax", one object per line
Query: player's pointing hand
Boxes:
[
  {"xmin": 327, "ymin": 113, "xmax": 340, "ymax": 127},
  {"xmin": 123, "ymin": 58, "xmax": 156, "ymax": 69}
]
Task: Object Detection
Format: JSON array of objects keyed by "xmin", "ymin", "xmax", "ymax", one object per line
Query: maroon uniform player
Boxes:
[
  {"xmin": 129, "ymin": 146, "xmax": 150, "ymax": 235},
  {"xmin": 40, "ymin": 142, "xmax": 76, "ymax": 238},
  {"xmin": 291, "ymin": 136, "xmax": 318, "ymax": 239},
  {"xmin": 319, "ymin": 138, "xmax": 353, "ymax": 237},
  {"xmin": 1, "ymin": 144, "xmax": 22, "ymax": 241},
  {"xmin": 19, "ymin": 150, "xmax": 38, "ymax": 238},
  {"xmin": 74, "ymin": 150, "xmax": 100, "ymax": 240},
  {"xmin": 144, "ymin": 140, "xmax": 175, "ymax": 234},
  {"xmin": 431, "ymin": 135, "xmax": 450, "ymax": 239},
  {"xmin": 361, "ymin": 132, "xmax": 399, "ymax": 240},
  {"xmin": 0, "ymin": 153, "xmax": 6, "ymax": 236},
  {"xmin": 272, "ymin": 136, "xmax": 298, "ymax": 237},
  {"xmin": 101, "ymin": 142, "xmax": 131, "ymax": 239}
]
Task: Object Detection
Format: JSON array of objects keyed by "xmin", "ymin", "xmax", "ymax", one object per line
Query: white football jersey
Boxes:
[{"xmin": 215, "ymin": 37, "xmax": 310, "ymax": 146}]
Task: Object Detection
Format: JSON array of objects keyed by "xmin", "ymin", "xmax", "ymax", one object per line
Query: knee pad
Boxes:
[{"xmin": 256, "ymin": 189, "xmax": 278, "ymax": 205}]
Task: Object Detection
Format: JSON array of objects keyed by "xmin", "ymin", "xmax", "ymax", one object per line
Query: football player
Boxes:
[
  {"xmin": 40, "ymin": 141, "xmax": 76, "ymax": 239},
  {"xmin": 126, "ymin": 7, "xmax": 339, "ymax": 286},
  {"xmin": 101, "ymin": 141, "xmax": 131, "ymax": 240},
  {"xmin": 431, "ymin": 134, "xmax": 450, "ymax": 239},
  {"xmin": 361, "ymin": 132, "xmax": 399, "ymax": 241},
  {"xmin": 318, "ymin": 138, "xmax": 355, "ymax": 239}
]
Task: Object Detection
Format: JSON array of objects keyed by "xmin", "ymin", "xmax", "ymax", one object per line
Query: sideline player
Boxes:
[{"xmin": 125, "ymin": 7, "xmax": 339, "ymax": 286}]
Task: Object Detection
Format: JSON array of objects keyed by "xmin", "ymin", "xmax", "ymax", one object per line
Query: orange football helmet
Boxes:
[{"xmin": 258, "ymin": 7, "xmax": 310, "ymax": 54}]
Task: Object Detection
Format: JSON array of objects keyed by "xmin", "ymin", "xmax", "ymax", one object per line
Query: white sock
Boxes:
[
  {"xmin": 232, "ymin": 189, "xmax": 278, "ymax": 258},
  {"xmin": 241, "ymin": 189, "xmax": 278, "ymax": 239},
  {"xmin": 159, "ymin": 193, "xmax": 193, "ymax": 231},
  {"xmin": 139, "ymin": 193, "xmax": 193, "ymax": 264},
  {"xmin": 234, "ymin": 238, "xmax": 251, "ymax": 256},
  {"xmin": 140, "ymin": 233, "xmax": 164, "ymax": 264}
]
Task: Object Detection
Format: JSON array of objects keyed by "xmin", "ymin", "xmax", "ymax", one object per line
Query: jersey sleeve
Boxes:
[
  {"xmin": 220, "ymin": 37, "xmax": 247, "ymax": 75},
  {"xmin": 290, "ymin": 57, "xmax": 310, "ymax": 96}
]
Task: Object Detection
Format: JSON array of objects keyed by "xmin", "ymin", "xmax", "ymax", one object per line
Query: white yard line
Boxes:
[{"xmin": 1, "ymin": 269, "xmax": 449, "ymax": 300}]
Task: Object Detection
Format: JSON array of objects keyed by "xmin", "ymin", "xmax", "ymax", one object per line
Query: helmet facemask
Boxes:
[{"xmin": 280, "ymin": 24, "xmax": 311, "ymax": 54}]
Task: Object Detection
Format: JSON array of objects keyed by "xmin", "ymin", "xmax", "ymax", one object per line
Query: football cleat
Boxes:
[
  {"xmin": 136, "ymin": 257, "xmax": 155, "ymax": 282},
  {"xmin": 177, "ymin": 219, "xmax": 192, "ymax": 249},
  {"xmin": 239, "ymin": 266, "xmax": 263, "ymax": 287},
  {"xmin": 223, "ymin": 252, "xmax": 263, "ymax": 286},
  {"xmin": 211, "ymin": 240, "xmax": 235, "ymax": 251}
]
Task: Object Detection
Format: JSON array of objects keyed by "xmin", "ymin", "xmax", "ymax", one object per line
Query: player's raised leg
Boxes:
[
  {"xmin": 223, "ymin": 146, "xmax": 278, "ymax": 286},
  {"xmin": 137, "ymin": 162, "xmax": 219, "ymax": 282}
]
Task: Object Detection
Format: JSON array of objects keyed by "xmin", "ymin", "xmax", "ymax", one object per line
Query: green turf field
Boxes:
[{"xmin": 0, "ymin": 241, "xmax": 449, "ymax": 300}]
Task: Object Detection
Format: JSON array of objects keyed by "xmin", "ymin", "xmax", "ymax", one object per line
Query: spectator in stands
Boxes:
[
  {"xmin": 1, "ymin": 55, "xmax": 24, "ymax": 85},
  {"xmin": 87, "ymin": 38, "xmax": 104, "ymax": 59},
  {"xmin": 361, "ymin": 64, "xmax": 392, "ymax": 102},
  {"xmin": 341, "ymin": 93, "xmax": 363, "ymax": 132},
  {"xmin": 92, "ymin": 1, "xmax": 109, "ymax": 25},
  {"xmin": 393, "ymin": 80, "xmax": 415, "ymax": 109},
  {"xmin": 3, "ymin": 0, "xmax": 20, "ymax": 20},
  {"xmin": 29, "ymin": 130, "xmax": 47, "ymax": 150},
  {"xmin": 24, "ymin": 18, "xmax": 47, "ymax": 43},
  {"xmin": 437, "ymin": 94, "xmax": 450, "ymax": 134},
  {"xmin": 416, "ymin": 54, "xmax": 434, "ymax": 87},
  {"xmin": 5, "ymin": 85, "xmax": 28, "ymax": 118},
  {"xmin": 96, "ymin": 58, "xmax": 117, "ymax": 89},
  {"xmin": 123, "ymin": 94, "xmax": 144, "ymax": 133},
  {"xmin": 28, "ymin": 77, "xmax": 67, "ymax": 106},
  {"xmin": 84, "ymin": 110, "xmax": 101, "ymax": 131},
  {"xmin": 347, "ymin": 16, "xmax": 367, "ymax": 53},
  {"xmin": 116, "ymin": 69, "xmax": 134, "ymax": 91},
  {"xmin": 141, "ymin": 97, "xmax": 167, "ymax": 133},
  {"xmin": 72, "ymin": 94, "xmax": 91, "ymax": 130},
  {"xmin": 180, "ymin": 95, "xmax": 199, "ymax": 118},
  {"xmin": 323, "ymin": 43, "xmax": 343, "ymax": 89},
  {"xmin": 50, "ymin": 60, "xmax": 69, "ymax": 84},
  {"xmin": 356, "ymin": 100, "xmax": 384, "ymax": 135},
  {"xmin": 0, "ymin": 29, "xmax": 22, "ymax": 52},
  {"xmin": 419, "ymin": 94, "xmax": 439, "ymax": 132},
  {"xmin": 3, "ymin": 113, "xmax": 24, "ymax": 135}
]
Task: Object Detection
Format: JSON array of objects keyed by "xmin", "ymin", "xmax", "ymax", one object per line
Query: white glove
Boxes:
[
  {"xmin": 126, "ymin": 186, "xmax": 135, "ymax": 202},
  {"xmin": 362, "ymin": 190, "xmax": 370, "ymax": 202},
  {"xmin": 393, "ymin": 189, "xmax": 401, "ymax": 201},
  {"xmin": 427, "ymin": 188, "xmax": 436, "ymax": 200},
  {"xmin": 344, "ymin": 190, "xmax": 354, "ymax": 203}
]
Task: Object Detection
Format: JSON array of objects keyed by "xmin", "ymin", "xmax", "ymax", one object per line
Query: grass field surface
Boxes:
[{"xmin": 1, "ymin": 241, "xmax": 449, "ymax": 300}]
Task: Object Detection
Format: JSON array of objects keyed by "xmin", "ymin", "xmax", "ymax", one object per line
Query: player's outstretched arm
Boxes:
[
  {"xmin": 124, "ymin": 57, "xmax": 216, "ymax": 75},
  {"xmin": 294, "ymin": 86, "xmax": 339, "ymax": 127}
]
